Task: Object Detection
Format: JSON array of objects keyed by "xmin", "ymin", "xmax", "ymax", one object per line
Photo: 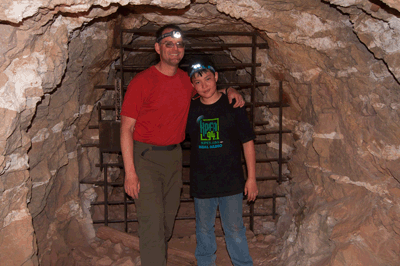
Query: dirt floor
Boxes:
[
  {"xmin": 76, "ymin": 215, "xmax": 281, "ymax": 266},
  {"xmin": 83, "ymin": 160, "xmax": 282, "ymax": 265},
  {"xmin": 82, "ymin": 186, "xmax": 282, "ymax": 265},
  {"xmin": 168, "ymin": 219, "xmax": 281, "ymax": 266}
]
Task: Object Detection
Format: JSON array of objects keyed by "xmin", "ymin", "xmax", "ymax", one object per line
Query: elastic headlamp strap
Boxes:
[
  {"xmin": 156, "ymin": 30, "xmax": 182, "ymax": 43},
  {"xmin": 189, "ymin": 64, "xmax": 215, "ymax": 78}
]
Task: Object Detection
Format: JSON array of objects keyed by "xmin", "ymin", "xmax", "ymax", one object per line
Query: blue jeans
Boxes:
[{"xmin": 194, "ymin": 193, "xmax": 253, "ymax": 266}]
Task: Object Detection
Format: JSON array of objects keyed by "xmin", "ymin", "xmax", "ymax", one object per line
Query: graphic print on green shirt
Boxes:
[{"xmin": 198, "ymin": 117, "xmax": 223, "ymax": 149}]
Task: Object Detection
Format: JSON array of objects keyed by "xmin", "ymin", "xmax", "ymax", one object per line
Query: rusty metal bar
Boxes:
[
  {"xmin": 257, "ymin": 176, "xmax": 284, "ymax": 181},
  {"xmin": 249, "ymin": 203, "xmax": 255, "ymax": 232},
  {"xmin": 117, "ymin": 29, "xmax": 127, "ymax": 217},
  {"xmin": 120, "ymin": 26, "xmax": 125, "ymax": 100},
  {"xmin": 90, "ymin": 194, "xmax": 285, "ymax": 204},
  {"xmin": 174, "ymin": 212, "xmax": 279, "ymax": 221},
  {"xmin": 120, "ymin": 42, "xmax": 266, "ymax": 50},
  {"xmin": 245, "ymin": 102, "xmax": 290, "ymax": 108},
  {"xmin": 114, "ymin": 62, "xmax": 261, "ymax": 71},
  {"xmin": 119, "ymin": 28, "xmax": 256, "ymax": 37},
  {"xmin": 93, "ymin": 81, "xmax": 270, "ymax": 92},
  {"xmin": 255, "ymin": 129, "xmax": 292, "ymax": 135},
  {"xmin": 98, "ymin": 104, "xmax": 104, "ymax": 171},
  {"xmin": 256, "ymin": 194, "xmax": 285, "ymax": 199},
  {"xmin": 80, "ymin": 181, "xmax": 123, "ymax": 186},
  {"xmin": 81, "ymin": 143, "xmax": 99, "ymax": 147},
  {"xmin": 95, "ymin": 162, "xmax": 123, "ymax": 167},
  {"xmin": 124, "ymin": 187, "xmax": 128, "ymax": 232},
  {"xmin": 217, "ymin": 82, "xmax": 270, "ymax": 88},
  {"xmin": 94, "ymin": 85, "xmax": 114, "ymax": 90},
  {"xmin": 183, "ymin": 157, "xmax": 289, "ymax": 167},
  {"xmin": 254, "ymin": 121, "xmax": 270, "ymax": 126},
  {"xmin": 186, "ymin": 42, "xmax": 259, "ymax": 48},
  {"xmin": 115, "ymin": 77, "xmax": 122, "ymax": 121},
  {"xmin": 92, "ymin": 200, "xmax": 134, "ymax": 205},
  {"xmin": 97, "ymin": 105, "xmax": 116, "ymax": 111},
  {"xmin": 93, "ymin": 218, "xmax": 138, "ymax": 224},
  {"xmin": 278, "ymin": 81, "xmax": 283, "ymax": 184},
  {"xmin": 104, "ymin": 166, "xmax": 108, "ymax": 226},
  {"xmin": 273, "ymin": 193, "xmax": 277, "ymax": 219},
  {"xmin": 93, "ymin": 209, "xmax": 280, "ymax": 225},
  {"xmin": 254, "ymin": 140, "xmax": 271, "ymax": 145},
  {"xmin": 248, "ymin": 33, "xmax": 258, "ymax": 232},
  {"xmin": 250, "ymin": 32, "xmax": 257, "ymax": 133},
  {"xmin": 256, "ymin": 158, "xmax": 289, "ymax": 163}
]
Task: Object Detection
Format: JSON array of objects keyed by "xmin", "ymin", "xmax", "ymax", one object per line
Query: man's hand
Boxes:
[
  {"xmin": 125, "ymin": 173, "xmax": 140, "ymax": 199},
  {"xmin": 227, "ymin": 87, "xmax": 245, "ymax": 108},
  {"xmin": 244, "ymin": 179, "xmax": 258, "ymax": 202},
  {"xmin": 120, "ymin": 115, "xmax": 139, "ymax": 199}
]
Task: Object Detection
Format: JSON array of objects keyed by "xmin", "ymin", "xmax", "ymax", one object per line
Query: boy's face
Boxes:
[{"xmin": 191, "ymin": 70, "xmax": 219, "ymax": 101}]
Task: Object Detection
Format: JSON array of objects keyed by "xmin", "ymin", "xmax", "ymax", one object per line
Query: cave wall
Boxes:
[{"xmin": 0, "ymin": 0, "xmax": 400, "ymax": 265}]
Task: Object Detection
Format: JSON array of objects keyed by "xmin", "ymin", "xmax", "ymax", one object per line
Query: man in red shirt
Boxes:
[{"xmin": 120, "ymin": 24, "xmax": 244, "ymax": 266}]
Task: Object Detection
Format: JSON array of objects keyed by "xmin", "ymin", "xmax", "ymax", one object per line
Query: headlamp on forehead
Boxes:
[
  {"xmin": 189, "ymin": 63, "xmax": 215, "ymax": 78},
  {"xmin": 156, "ymin": 30, "xmax": 182, "ymax": 43}
]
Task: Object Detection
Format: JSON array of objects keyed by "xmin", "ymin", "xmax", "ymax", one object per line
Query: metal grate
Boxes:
[{"xmin": 80, "ymin": 26, "xmax": 292, "ymax": 233}]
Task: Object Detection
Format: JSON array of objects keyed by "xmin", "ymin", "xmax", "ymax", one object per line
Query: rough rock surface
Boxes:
[{"xmin": 0, "ymin": 0, "xmax": 400, "ymax": 265}]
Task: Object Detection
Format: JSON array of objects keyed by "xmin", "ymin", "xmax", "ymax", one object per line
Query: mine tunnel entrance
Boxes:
[{"xmin": 79, "ymin": 25, "xmax": 292, "ymax": 237}]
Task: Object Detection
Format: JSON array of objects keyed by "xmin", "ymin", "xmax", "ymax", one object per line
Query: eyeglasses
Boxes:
[{"xmin": 160, "ymin": 41, "xmax": 185, "ymax": 49}]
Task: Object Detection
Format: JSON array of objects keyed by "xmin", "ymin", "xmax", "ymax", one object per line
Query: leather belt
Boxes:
[{"xmin": 141, "ymin": 144, "xmax": 177, "ymax": 156}]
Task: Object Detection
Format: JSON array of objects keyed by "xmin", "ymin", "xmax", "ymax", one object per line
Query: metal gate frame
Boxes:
[{"xmin": 80, "ymin": 26, "xmax": 292, "ymax": 232}]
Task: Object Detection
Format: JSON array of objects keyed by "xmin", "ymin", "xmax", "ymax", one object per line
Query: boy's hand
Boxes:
[
  {"xmin": 227, "ymin": 88, "xmax": 245, "ymax": 108},
  {"xmin": 244, "ymin": 179, "xmax": 258, "ymax": 202}
]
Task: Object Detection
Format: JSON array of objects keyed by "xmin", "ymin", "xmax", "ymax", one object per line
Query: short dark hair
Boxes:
[{"xmin": 155, "ymin": 24, "xmax": 183, "ymax": 42}]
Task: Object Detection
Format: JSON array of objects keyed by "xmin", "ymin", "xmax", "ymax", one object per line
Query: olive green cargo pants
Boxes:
[{"xmin": 133, "ymin": 141, "xmax": 182, "ymax": 266}]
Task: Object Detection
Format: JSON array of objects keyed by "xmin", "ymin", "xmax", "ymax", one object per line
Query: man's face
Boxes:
[{"xmin": 155, "ymin": 28, "xmax": 185, "ymax": 67}]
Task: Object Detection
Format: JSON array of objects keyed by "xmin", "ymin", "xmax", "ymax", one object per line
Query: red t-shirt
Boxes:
[{"xmin": 121, "ymin": 66, "xmax": 194, "ymax": 145}]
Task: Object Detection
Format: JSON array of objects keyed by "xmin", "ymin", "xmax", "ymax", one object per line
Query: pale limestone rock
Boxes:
[
  {"xmin": 25, "ymin": 13, "xmax": 128, "ymax": 263},
  {"xmin": 256, "ymin": 234, "xmax": 264, "ymax": 242},
  {"xmin": 0, "ymin": 181, "xmax": 38, "ymax": 265},
  {"xmin": 96, "ymin": 256, "xmax": 114, "ymax": 265},
  {"xmin": 28, "ymin": 159, "xmax": 53, "ymax": 217},
  {"xmin": 324, "ymin": 0, "xmax": 400, "ymax": 82},
  {"xmin": 113, "ymin": 243, "xmax": 124, "ymax": 255},
  {"xmin": 264, "ymin": 234, "xmax": 277, "ymax": 243},
  {"xmin": 65, "ymin": 218, "xmax": 88, "ymax": 247},
  {"xmin": 102, "ymin": 239, "xmax": 113, "ymax": 249},
  {"xmin": 189, "ymin": 234, "xmax": 196, "ymax": 244},
  {"xmin": 0, "ymin": 0, "xmax": 191, "ymax": 23},
  {"xmin": 113, "ymin": 257, "xmax": 137, "ymax": 266},
  {"xmin": 262, "ymin": 221, "xmax": 276, "ymax": 233},
  {"xmin": 71, "ymin": 249, "xmax": 88, "ymax": 263},
  {"xmin": 142, "ymin": 2, "xmax": 244, "ymax": 31},
  {"xmin": 1, "ymin": 53, "xmax": 45, "ymax": 112},
  {"xmin": 381, "ymin": 0, "xmax": 400, "ymax": 11},
  {"xmin": 133, "ymin": 256, "xmax": 141, "ymax": 266}
]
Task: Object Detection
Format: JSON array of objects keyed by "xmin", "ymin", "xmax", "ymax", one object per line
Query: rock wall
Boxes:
[
  {"xmin": 225, "ymin": 0, "xmax": 400, "ymax": 265},
  {"xmin": 0, "ymin": 2, "xmax": 138, "ymax": 264},
  {"xmin": 0, "ymin": 0, "xmax": 399, "ymax": 265}
]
